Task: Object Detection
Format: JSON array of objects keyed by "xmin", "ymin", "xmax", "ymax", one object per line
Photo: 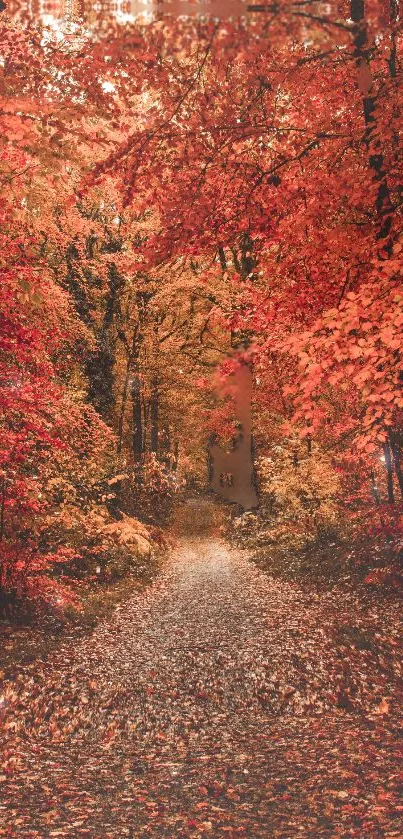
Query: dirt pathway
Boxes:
[{"xmin": 0, "ymin": 511, "xmax": 401, "ymax": 838}]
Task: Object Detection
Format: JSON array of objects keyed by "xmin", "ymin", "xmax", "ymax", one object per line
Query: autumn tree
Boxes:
[{"xmin": 1, "ymin": 2, "xmax": 402, "ymax": 601}]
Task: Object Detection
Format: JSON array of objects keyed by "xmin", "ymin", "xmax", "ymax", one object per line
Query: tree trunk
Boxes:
[
  {"xmin": 131, "ymin": 322, "xmax": 143, "ymax": 462},
  {"xmin": 87, "ymin": 263, "xmax": 124, "ymax": 419},
  {"xmin": 117, "ymin": 325, "xmax": 138, "ymax": 454},
  {"xmin": 383, "ymin": 441, "xmax": 395, "ymax": 504},
  {"xmin": 132, "ymin": 372, "xmax": 143, "ymax": 461},
  {"xmin": 370, "ymin": 469, "xmax": 381, "ymax": 506},
  {"xmin": 117, "ymin": 368, "xmax": 130, "ymax": 455},
  {"xmin": 64, "ymin": 241, "xmax": 92, "ymax": 324},
  {"xmin": 0, "ymin": 474, "xmax": 5, "ymax": 542},
  {"xmin": 350, "ymin": 0, "xmax": 393, "ymax": 251},
  {"xmin": 389, "ymin": 431, "xmax": 403, "ymax": 500},
  {"xmin": 117, "ymin": 363, "xmax": 132, "ymax": 455},
  {"xmin": 173, "ymin": 439, "xmax": 179, "ymax": 471},
  {"xmin": 142, "ymin": 396, "xmax": 149, "ymax": 454},
  {"xmin": 161, "ymin": 422, "xmax": 171, "ymax": 466},
  {"xmin": 150, "ymin": 377, "xmax": 159, "ymax": 455}
]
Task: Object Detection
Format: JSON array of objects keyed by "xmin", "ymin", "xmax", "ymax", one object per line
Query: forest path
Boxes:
[{"xmin": 0, "ymin": 503, "xmax": 401, "ymax": 838}]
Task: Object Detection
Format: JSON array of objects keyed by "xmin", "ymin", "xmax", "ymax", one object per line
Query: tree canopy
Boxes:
[{"xmin": 0, "ymin": 0, "xmax": 402, "ymax": 602}]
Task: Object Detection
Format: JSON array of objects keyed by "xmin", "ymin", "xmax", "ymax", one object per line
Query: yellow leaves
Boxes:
[
  {"xmin": 374, "ymin": 697, "xmax": 389, "ymax": 716},
  {"xmin": 107, "ymin": 474, "xmax": 128, "ymax": 485},
  {"xmin": 328, "ymin": 789, "xmax": 350, "ymax": 800},
  {"xmin": 324, "ymin": 308, "xmax": 339, "ymax": 319},
  {"xmin": 258, "ymin": 438, "xmax": 341, "ymax": 543},
  {"xmin": 101, "ymin": 514, "xmax": 152, "ymax": 557}
]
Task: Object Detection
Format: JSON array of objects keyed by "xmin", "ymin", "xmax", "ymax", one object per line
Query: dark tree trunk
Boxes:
[
  {"xmin": 389, "ymin": 431, "xmax": 403, "ymax": 500},
  {"xmin": 87, "ymin": 263, "xmax": 124, "ymax": 419},
  {"xmin": 350, "ymin": 0, "xmax": 393, "ymax": 251},
  {"xmin": 142, "ymin": 396, "xmax": 149, "ymax": 454},
  {"xmin": 132, "ymin": 371, "xmax": 143, "ymax": 461},
  {"xmin": 218, "ymin": 246, "xmax": 227, "ymax": 271},
  {"xmin": 130, "ymin": 290, "xmax": 153, "ymax": 466},
  {"xmin": 239, "ymin": 232, "xmax": 257, "ymax": 280},
  {"xmin": 117, "ymin": 326, "xmax": 139, "ymax": 454},
  {"xmin": 64, "ymin": 242, "xmax": 92, "ymax": 325},
  {"xmin": 131, "ymin": 324, "xmax": 143, "ymax": 461},
  {"xmin": 0, "ymin": 475, "xmax": 6, "ymax": 604},
  {"xmin": 117, "ymin": 367, "xmax": 131, "ymax": 455},
  {"xmin": 207, "ymin": 433, "xmax": 216, "ymax": 485},
  {"xmin": 0, "ymin": 474, "xmax": 5, "ymax": 543},
  {"xmin": 161, "ymin": 422, "xmax": 171, "ymax": 466},
  {"xmin": 370, "ymin": 469, "xmax": 381, "ymax": 506},
  {"xmin": 150, "ymin": 377, "xmax": 159, "ymax": 455},
  {"xmin": 383, "ymin": 441, "xmax": 395, "ymax": 504}
]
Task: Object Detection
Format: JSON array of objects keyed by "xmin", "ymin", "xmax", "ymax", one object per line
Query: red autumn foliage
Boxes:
[{"xmin": 0, "ymin": 2, "xmax": 402, "ymax": 606}]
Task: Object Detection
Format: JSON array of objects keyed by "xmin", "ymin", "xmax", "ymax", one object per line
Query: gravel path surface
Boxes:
[{"xmin": 0, "ymin": 526, "xmax": 401, "ymax": 838}]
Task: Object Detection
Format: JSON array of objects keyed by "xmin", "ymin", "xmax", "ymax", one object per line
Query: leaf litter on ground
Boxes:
[{"xmin": 0, "ymin": 534, "xmax": 402, "ymax": 838}]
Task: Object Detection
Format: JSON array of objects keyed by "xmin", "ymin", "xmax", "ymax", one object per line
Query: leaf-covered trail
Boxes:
[{"xmin": 1, "ymin": 521, "xmax": 402, "ymax": 837}]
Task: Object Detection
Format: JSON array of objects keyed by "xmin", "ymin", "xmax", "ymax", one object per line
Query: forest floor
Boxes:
[
  {"xmin": 0, "ymin": 501, "xmax": 402, "ymax": 838},
  {"xmin": 0, "ymin": 568, "xmax": 161, "ymax": 680}
]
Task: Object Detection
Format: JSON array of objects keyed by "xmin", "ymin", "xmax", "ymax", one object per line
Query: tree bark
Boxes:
[
  {"xmin": 117, "ymin": 325, "xmax": 138, "ymax": 454},
  {"xmin": 0, "ymin": 475, "xmax": 5, "ymax": 602},
  {"xmin": 87, "ymin": 263, "xmax": 124, "ymax": 419},
  {"xmin": 150, "ymin": 377, "xmax": 159, "ymax": 455},
  {"xmin": 383, "ymin": 441, "xmax": 395, "ymax": 504},
  {"xmin": 389, "ymin": 431, "xmax": 403, "ymax": 500},
  {"xmin": 173, "ymin": 439, "xmax": 179, "ymax": 471},
  {"xmin": 350, "ymin": 0, "xmax": 393, "ymax": 251},
  {"xmin": 0, "ymin": 475, "xmax": 5, "ymax": 543},
  {"xmin": 132, "ymin": 369, "xmax": 143, "ymax": 461}
]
